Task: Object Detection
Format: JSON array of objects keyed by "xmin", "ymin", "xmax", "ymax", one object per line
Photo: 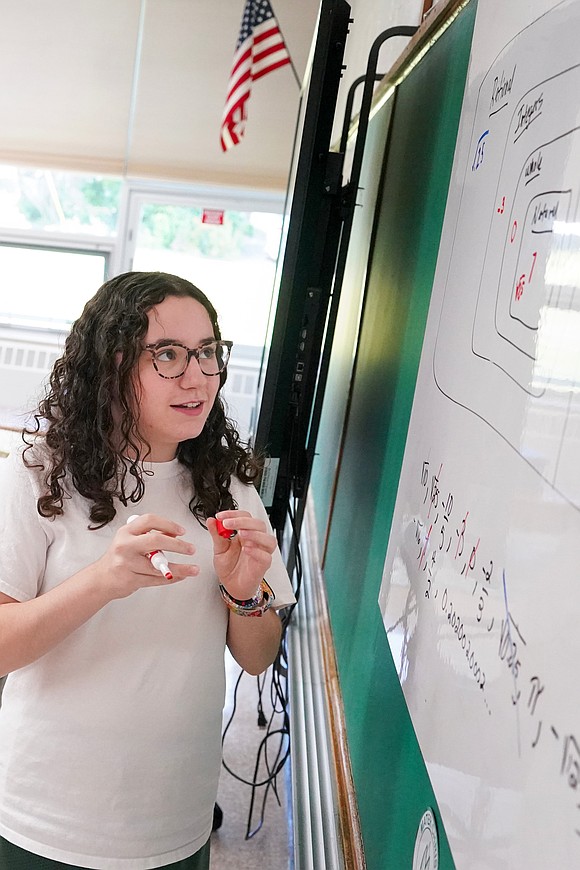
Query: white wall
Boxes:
[{"xmin": 332, "ymin": 0, "xmax": 425, "ymax": 149}]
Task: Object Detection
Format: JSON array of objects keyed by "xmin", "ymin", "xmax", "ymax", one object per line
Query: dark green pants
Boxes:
[{"xmin": 0, "ymin": 835, "xmax": 210, "ymax": 869}]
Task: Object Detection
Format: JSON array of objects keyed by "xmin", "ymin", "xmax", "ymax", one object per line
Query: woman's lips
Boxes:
[{"xmin": 170, "ymin": 401, "xmax": 204, "ymax": 416}]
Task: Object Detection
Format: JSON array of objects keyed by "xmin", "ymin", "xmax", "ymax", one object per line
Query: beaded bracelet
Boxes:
[{"xmin": 219, "ymin": 579, "xmax": 275, "ymax": 617}]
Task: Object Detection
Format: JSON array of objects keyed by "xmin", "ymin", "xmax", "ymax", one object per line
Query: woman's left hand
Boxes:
[{"xmin": 207, "ymin": 510, "xmax": 276, "ymax": 601}]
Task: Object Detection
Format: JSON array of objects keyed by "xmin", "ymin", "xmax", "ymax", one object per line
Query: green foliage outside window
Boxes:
[
  {"xmin": 8, "ymin": 170, "xmax": 122, "ymax": 234},
  {"xmin": 0, "ymin": 166, "xmax": 269, "ymax": 259},
  {"xmin": 139, "ymin": 204, "xmax": 255, "ymax": 258}
]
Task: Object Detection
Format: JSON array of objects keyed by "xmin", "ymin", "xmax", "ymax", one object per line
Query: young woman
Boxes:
[{"xmin": 0, "ymin": 271, "xmax": 294, "ymax": 869}]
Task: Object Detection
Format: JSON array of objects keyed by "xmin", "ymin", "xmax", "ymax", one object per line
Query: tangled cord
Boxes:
[{"xmin": 220, "ymin": 497, "xmax": 303, "ymax": 839}]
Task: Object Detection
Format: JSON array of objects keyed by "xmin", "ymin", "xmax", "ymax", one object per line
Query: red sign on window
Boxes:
[{"xmin": 202, "ymin": 209, "xmax": 224, "ymax": 225}]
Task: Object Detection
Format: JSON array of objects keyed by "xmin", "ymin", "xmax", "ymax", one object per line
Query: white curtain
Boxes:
[{"xmin": 0, "ymin": 0, "xmax": 314, "ymax": 189}]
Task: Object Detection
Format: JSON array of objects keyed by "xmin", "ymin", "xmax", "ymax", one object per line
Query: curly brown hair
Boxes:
[{"xmin": 23, "ymin": 271, "xmax": 262, "ymax": 528}]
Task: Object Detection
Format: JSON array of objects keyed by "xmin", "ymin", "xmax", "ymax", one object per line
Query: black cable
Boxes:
[{"xmin": 219, "ymin": 463, "xmax": 305, "ymax": 839}]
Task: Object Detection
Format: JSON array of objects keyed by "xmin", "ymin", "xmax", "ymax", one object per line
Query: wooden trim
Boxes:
[
  {"xmin": 305, "ymin": 499, "xmax": 366, "ymax": 869},
  {"xmin": 376, "ymin": 0, "xmax": 472, "ymax": 94}
]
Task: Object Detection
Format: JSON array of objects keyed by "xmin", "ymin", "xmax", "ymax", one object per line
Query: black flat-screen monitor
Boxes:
[{"xmin": 252, "ymin": 0, "xmax": 351, "ymax": 538}]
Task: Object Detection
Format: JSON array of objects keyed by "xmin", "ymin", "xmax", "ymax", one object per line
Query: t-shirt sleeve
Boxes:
[
  {"xmin": 230, "ymin": 478, "xmax": 296, "ymax": 610},
  {"xmin": 0, "ymin": 447, "xmax": 52, "ymax": 602}
]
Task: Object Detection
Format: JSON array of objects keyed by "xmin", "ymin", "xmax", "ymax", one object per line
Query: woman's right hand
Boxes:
[{"xmin": 95, "ymin": 513, "xmax": 198, "ymax": 600}]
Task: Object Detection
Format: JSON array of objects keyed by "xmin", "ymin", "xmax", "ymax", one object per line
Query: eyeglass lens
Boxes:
[{"xmin": 151, "ymin": 341, "xmax": 230, "ymax": 377}]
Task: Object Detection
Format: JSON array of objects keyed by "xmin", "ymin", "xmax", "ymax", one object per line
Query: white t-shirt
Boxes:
[{"xmin": 0, "ymin": 447, "xmax": 294, "ymax": 869}]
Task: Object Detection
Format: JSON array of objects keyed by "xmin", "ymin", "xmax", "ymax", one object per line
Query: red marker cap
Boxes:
[{"xmin": 216, "ymin": 518, "xmax": 235, "ymax": 539}]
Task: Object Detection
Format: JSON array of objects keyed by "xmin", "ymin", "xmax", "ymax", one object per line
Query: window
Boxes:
[
  {"xmin": 124, "ymin": 188, "xmax": 284, "ymax": 437},
  {"xmin": 0, "ymin": 243, "xmax": 107, "ymax": 330},
  {"xmin": 131, "ymin": 202, "xmax": 282, "ymax": 349},
  {"xmin": 0, "ymin": 169, "xmax": 285, "ymax": 441},
  {"xmin": 0, "ymin": 166, "xmax": 122, "ymax": 236}
]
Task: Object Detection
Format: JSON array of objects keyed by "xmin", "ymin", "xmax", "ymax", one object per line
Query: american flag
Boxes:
[{"xmin": 220, "ymin": 0, "xmax": 291, "ymax": 152}]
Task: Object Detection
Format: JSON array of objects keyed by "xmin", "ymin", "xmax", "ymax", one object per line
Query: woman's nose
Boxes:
[{"xmin": 179, "ymin": 353, "xmax": 207, "ymax": 386}]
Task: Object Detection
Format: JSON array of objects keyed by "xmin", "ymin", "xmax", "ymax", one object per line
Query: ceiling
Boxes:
[{"xmin": 0, "ymin": 0, "xmax": 320, "ymax": 192}]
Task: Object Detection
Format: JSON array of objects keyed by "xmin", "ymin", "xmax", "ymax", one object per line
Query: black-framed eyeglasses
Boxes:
[{"xmin": 144, "ymin": 339, "xmax": 233, "ymax": 379}]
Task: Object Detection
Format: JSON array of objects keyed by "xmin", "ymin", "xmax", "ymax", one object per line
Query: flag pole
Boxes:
[
  {"xmin": 271, "ymin": 2, "xmax": 301, "ymax": 88},
  {"xmin": 287, "ymin": 54, "xmax": 302, "ymax": 89}
]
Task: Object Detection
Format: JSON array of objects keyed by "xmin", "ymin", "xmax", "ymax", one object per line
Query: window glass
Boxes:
[
  {"xmin": 0, "ymin": 166, "xmax": 122, "ymax": 236},
  {"xmin": 133, "ymin": 206, "xmax": 282, "ymax": 347},
  {"xmin": 0, "ymin": 244, "xmax": 107, "ymax": 330},
  {"xmin": 133, "ymin": 204, "xmax": 283, "ymax": 438}
]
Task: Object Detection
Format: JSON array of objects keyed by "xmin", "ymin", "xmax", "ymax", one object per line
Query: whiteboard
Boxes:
[{"xmin": 378, "ymin": 1, "xmax": 580, "ymax": 867}]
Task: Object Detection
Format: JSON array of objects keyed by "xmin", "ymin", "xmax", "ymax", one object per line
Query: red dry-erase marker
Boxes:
[{"xmin": 127, "ymin": 514, "xmax": 173, "ymax": 580}]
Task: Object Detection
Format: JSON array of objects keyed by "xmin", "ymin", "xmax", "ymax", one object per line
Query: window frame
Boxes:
[{"xmin": 117, "ymin": 179, "xmax": 285, "ymax": 274}]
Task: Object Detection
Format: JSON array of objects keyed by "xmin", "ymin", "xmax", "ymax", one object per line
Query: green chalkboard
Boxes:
[{"xmin": 310, "ymin": 3, "xmax": 477, "ymax": 866}]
